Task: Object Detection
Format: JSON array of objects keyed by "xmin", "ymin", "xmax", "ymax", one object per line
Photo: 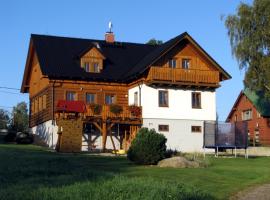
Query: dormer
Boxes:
[{"xmin": 80, "ymin": 46, "xmax": 105, "ymax": 73}]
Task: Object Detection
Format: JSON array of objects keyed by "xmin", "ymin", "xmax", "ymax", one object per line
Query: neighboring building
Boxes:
[
  {"xmin": 226, "ymin": 89, "xmax": 270, "ymax": 146},
  {"xmin": 21, "ymin": 30, "xmax": 230, "ymax": 152}
]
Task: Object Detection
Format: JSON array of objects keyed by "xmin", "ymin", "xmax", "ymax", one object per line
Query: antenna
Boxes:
[{"xmin": 108, "ymin": 21, "xmax": 113, "ymax": 33}]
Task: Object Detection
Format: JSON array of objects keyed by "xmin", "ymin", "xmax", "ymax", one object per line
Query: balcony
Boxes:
[
  {"xmin": 55, "ymin": 101, "xmax": 142, "ymax": 123},
  {"xmin": 85, "ymin": 104, "xmax": 142, "ymax": 120},
  {"xmin": 146, "ymin": 66, "xmax": 220, "ymax": 87}
]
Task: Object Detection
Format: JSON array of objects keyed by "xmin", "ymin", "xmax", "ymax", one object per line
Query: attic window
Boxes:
[
  {"xmin": 169, "ymin": 59, "xmax": 176, "ymax": 68},
  {"xmin": 182, "ymin": 59, "xmax": 190, "ymax": 69},
  {"xmin": 93, "ymin": 63, "xmax": 99, "ymax": 73},
  {"xmin": 84, "ymin": 62, "xmax": 90, "ymax": 72}
]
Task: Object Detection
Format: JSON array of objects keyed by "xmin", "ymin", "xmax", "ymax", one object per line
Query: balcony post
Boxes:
[{"xmin": 102, "ymin": 122, "xmax": 107, "ymax": 152}]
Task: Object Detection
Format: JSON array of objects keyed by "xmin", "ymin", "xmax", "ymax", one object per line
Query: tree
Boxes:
[
  {"xmin": 0, "ymin": 109, "xmax": 9, "ymax": 129},
  {"xmin": 146, "ymin": 38, "xmax": 163, "ymax": 45},
  {"xmin": 225, "ymin": 0, "xmax": 270, "ymax": 97},
  {"xmin": 11, "ymin": 102, "xmax": 28, "ymax": 132}
]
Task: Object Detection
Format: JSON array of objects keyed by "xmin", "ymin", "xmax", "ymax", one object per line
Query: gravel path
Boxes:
[{"xmin": 231, "ymin": 184, "xmax": 270, "ymax": 200}]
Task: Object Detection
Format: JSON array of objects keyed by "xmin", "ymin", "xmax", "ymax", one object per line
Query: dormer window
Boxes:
[
  {"xmin": 84, "ymin": 62, "xmax": 90, "ymax": 72},
  {"xmin": 80, "ymin": 46, "xmax": 105, "ymax": 73},
  {"xmin": 93, "ymin": 62, "xmax": 99, "ymax": 73}
]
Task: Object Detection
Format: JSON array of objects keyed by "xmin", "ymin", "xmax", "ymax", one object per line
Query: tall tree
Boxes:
[
  {"xmin": 11, "ymin": 102, "xmax": 28, "ymax": 132},
  {"xmin": 146, "ymin": 38, "xmax": 163, "ymax": 45},
  {"xmin": 225, "ymin": 0, "xmax": 270, "ymax": 97},
  {"xmin": 0, "ymin": 109, "xmax": 9, "ymax": 129}
]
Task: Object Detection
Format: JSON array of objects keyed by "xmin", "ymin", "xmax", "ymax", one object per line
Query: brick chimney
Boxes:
[{"xmin": 105, "ymin": 32, "xmax": 115, "ymax": 43}]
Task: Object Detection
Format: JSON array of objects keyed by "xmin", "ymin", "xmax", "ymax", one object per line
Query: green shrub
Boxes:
[{"xmin": 127, "ymin": 128, "xmax": 167, "ymax": 165}]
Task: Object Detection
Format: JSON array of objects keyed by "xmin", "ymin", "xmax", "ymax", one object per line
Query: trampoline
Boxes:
[{"xmin": 203, "ymin": 121, "xmax": 248, "ymax": 158}]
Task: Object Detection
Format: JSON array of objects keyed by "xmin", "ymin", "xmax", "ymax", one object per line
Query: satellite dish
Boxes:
[{"xmin": 109, "ymin": 21, "xmax": 113, "ymax": 32}]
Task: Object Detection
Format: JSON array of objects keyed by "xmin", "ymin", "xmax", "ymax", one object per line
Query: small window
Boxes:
[
  {"xmin": 84, "ymin": 62, "xmax": 90, "ymax": 72},
  {"xmin": 134, "ymin": 92, "xmax": 138, "ymax": 106},
  {"xmin": 159, "ymin": 90, "xmax": 168, "ymax": 107},
  {"xmin": 192, "ymin": 92, "xmax": 201, "ymax": 109},
  {"xmin": 38, "ymin": 96, "xmax": 42, "ymax": 111},
  {"xmin": 42, "ymin": 95, "xmax": 47, "ymax": 110},
  {"xmin": 86, "ymin": 93, "xmax": 96, "ymax": 104},
  {"xmin": 169, "ymin": 59, "xmax": 176, "ymax": 68},
  {"xmin": 158, "ymin": 125, "xmax": 169, "ymax": 132},
  {"xmin": 105, "ymin": 94, "xmax": 116, "ymax": 105},
  {"xmin": 34, "ymin": 98, "xmax": 38, "ymax": 113},
  {"xmin": 182, "ymin": 59, "xmax": 190, "ymax": 69},
  {"xmin": 66, "ymin": 91, "xmax": 76, "ymax": 101},
  {"xmin": 234, "ymin": 114, "xmax": 237, "ymax": 122},
  {"xmin": 191, "ymin": 126, "xmax": 202, "ymax": 133},
  {"xmin": 242, "ymin": 109, "xmax": 252, "ymax": 120},
  {"xmin": 257, "ymin": 111, "xmax": 261, "ymax": 118},
  {"xmin": 93, "ymin": 63, "xmax": 99, "ymax": 73}
]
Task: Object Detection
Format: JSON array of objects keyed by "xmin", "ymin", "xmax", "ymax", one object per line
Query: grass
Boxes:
[{"xmin": 0, "ymin": 145, "xmax": 270, "ymax": 200}]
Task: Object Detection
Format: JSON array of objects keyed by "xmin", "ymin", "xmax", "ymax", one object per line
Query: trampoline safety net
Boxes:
[{"xmin": 204, "ymin": 121, "xmax": 248, "ymax": 148}]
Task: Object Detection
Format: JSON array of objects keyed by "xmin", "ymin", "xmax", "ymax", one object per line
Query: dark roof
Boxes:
[
  {"xmin": 23, "ymin": 32, "xmax": 231, "ymax": 88},
  {"xmin": 243, "ymin": 88, "xmax": 270, "ymax": 117},
  {"xmin": 31, "ymin": 34, "xmax": 157, "ymax": 82}
]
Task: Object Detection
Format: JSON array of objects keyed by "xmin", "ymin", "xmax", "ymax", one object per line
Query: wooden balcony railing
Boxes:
[
  {"xmin": 55, "ymin": 102, "xmax": 142, "ymax": 121},
  {"xmin": 85, "ymin": 104, "xmax": 142, "ymax": 120},
  {"xmin": 147, "ymin": 66, "xmax": 220, "ymax": 85}
]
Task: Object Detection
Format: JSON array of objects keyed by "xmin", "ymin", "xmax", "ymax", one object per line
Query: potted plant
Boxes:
[
  {"xmin": 90, "ymin": 103, "xmax": 102, "ymax": 115},
  {"xmin": 109, "ymin": 104, "xmax": 123, "ymax": 115},
  {"xmin": 129, "ymin": 105, "xmax": 142, "ymax": 117}
]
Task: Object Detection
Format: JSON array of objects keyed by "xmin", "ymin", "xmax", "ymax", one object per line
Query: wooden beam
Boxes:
[
  {"xmin": 93, "ymin": 122, "xmax": 102, "ymax": 133},
  {"xmin": 102, "ymin": 122, "xmax": 107, "ymax": 152}
]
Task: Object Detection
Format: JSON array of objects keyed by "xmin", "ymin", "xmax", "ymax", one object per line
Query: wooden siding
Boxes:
[
  {"xmin": 227, "ymin": 94, "xmax": 270, "ymax": 146},
  {"xmin": 153, "ymin": 43, "xmax": 217, "ymax": 71},
  {"xmin": 28, "ymin": 53, "xmax": 50, "ymax": 98}
]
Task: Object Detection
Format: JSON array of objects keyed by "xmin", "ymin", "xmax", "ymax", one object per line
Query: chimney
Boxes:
[
  {"xmin": 105, "ymin": 21, "xmax": 115, "ymax": 43},
  {"xmin": 105, "ymin": 32, "xmax": 115, "ymax": 43}
]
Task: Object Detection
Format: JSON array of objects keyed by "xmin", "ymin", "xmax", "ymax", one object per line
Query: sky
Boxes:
[{"xmin": 0, "ymin": 0, "xmax": 253, "ymax": 120}]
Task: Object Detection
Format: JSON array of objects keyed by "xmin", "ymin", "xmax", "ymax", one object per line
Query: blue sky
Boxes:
[{"xmin": 0, "ymin": 0, "xmax": 252, "ymax": 120}]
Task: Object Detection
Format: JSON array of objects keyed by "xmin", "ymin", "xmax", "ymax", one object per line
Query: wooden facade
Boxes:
[{"xmin": 227, "ymin": 92, "xmax": 270, "ymax": 146}]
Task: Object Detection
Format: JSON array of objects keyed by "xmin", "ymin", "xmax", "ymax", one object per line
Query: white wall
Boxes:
[
  {"xmin": 129, "ymin": 84, "xmax": 216, "ymax": 121},
  {"xmin": 30, "ymin": 120, "xmax": 58, "ymax": 148}
]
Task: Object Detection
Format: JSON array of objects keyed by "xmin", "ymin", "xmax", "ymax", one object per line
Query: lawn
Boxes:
[{"xmin": 0, "ymin": 145, "xmax": 270, "ymax": 200}]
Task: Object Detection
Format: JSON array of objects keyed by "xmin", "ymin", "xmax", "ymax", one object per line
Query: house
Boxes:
[
  {"xmin": 21, "ymin": 30, "xmax": 231, "ymax": 152},
  {"xmin": 226, "ymin": 89, "xmax": 270, "ymax": 146}
]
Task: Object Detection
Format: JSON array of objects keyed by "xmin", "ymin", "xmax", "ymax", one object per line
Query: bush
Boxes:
[
  {"xmin": 127, "ymin": 128, "xmax": 167, "ymax": 165},
  {"xmin": 164, "ymin": 149, "xmax": 179, "ymax": 158},
  {"xmin": 15, "ymin": 132, "xmax": 34, "ymax": 144},
  {"xmin": 90, "ymin": 104, "xmax": 102, "ymax": 115},
  {"xmin": 4, "ymin": 131, "xmax": 17, "ymax": 142}
]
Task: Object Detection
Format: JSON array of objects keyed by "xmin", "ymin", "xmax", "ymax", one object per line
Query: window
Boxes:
[
  {"xmin": 168, "ymin": 59, "xmax": 176, "ymax": 68},
  {"xmin": 105, "ymin": 94, "xmax": 116, "ymax": 105},
  {"xmin": 158, "ymin": 125, "xmax": 169, "ymax": 132},
  {"xmin": 93, "ymin": 63, "xmax": 99, "ymax": 73},
  {"xmin": 42, "ymin": 95, "xmax": 47, "ymax": 110},
  {"xmin": 191, "ymin": 126, "xmax": 202, "ymax": 133},
  {"xmin": 84, "ymin": 62, "xmax": 90, "ymax": 72},
  {"xmin": 34, "ymin": 98, "xmax": 38, "ymax": 113},
  {"xmin": 257, "ymin": 111, "xmax": 261, "ymax": 118},
  {"xmin": 234, "ymin": 114, "xmax": 237, "ymax": 122},
  {"xmin": 192, "ymin": 92, "xmax": 201, "ymax": 109},
  {"xmin": 86, "ymin": 93, "xmax": 96, "ymax": 104},
  {"xmin": 242, "ymin": 109, "xmax": 252, "ymax": 120},
  {"xmin": 66, "ymin": 91, "xmax": 76, "ymax": 101},
  {"xmin": 134, "ymin": 92, "xmax": 138, "ymax": 106},
  {"xmin": 159, "ymin": 90, "xmax": 168, "ymax": 107},
  {"xmin": 38, "ymin": 96, "xmax": 42, "ymax": 112},
  {"xmin": 182, "ymin": 59, "xmax": 190, "ymax": 69}
]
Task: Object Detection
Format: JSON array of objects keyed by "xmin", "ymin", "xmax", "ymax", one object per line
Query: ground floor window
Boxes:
[
  {"xmin": 158, "ymin": 124, "xmax": 169, "ymax": 132},
  {"xmin": 191, "ymin": 126, "xmax": 202, "ymax": 133}
]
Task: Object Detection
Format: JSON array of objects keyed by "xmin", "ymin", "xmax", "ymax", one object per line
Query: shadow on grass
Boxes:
[{"xmin": 0, "ymin": 144, "xmax": 135, "ymax": 188}]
